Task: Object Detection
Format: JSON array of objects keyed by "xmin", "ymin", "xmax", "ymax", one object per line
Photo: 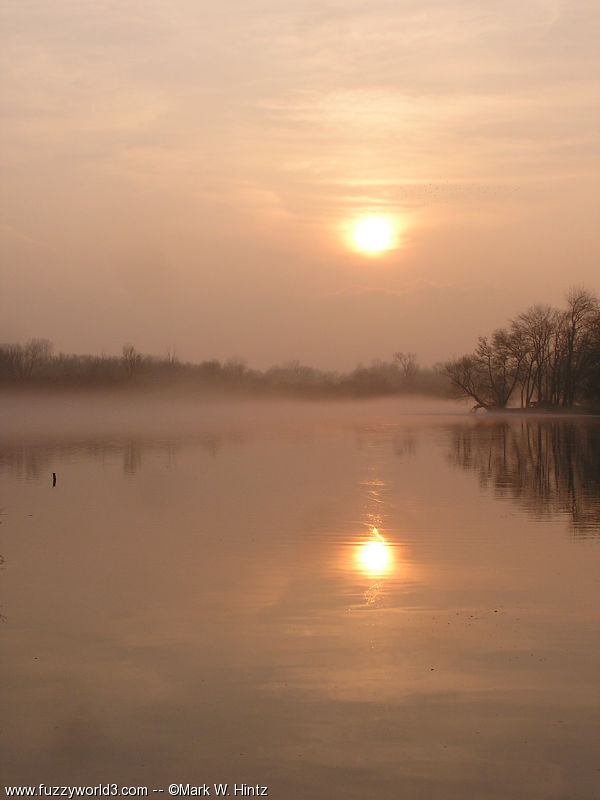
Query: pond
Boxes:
[{"xmin": 1, "ymin": 398, "xmax": 599, "ymax": 799}]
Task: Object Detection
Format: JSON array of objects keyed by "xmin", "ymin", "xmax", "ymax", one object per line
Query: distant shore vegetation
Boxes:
[
  {"xmin": 0, "ymin": 342, "xmax": 447, "ymax": 399},
  {"xmin": 3, "ymin": 287, "xmax": 600, "ymax": 408},
  {"xmin": 445, "ymin": 287, "xmax": 600, "ymax": 411}
]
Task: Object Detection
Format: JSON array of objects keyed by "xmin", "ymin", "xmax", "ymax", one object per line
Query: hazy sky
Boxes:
[{"xmin": 1, "ymin": 0, "xmax": 599, "ymax": 369}]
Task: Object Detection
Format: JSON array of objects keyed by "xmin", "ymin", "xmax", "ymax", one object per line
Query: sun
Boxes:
[{"xmin": 352, "ymin": 216, "xmax": 394, "ymax": 254}]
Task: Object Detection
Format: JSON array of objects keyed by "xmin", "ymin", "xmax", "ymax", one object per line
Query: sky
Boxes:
[{"xmin": 1, "ymin": 0, "xmax": 599, "ymax": 370}]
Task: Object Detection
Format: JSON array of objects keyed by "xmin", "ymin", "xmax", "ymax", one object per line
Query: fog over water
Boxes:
[
  {"xmin": 0, "ymin": 393, "xmax": 467, "ymax": 439},
  {"xmin": 1, "ymin": 396, "xmax": 599, "ymax": 798}
]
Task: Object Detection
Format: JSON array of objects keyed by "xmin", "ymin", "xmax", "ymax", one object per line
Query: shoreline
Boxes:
[{"xmin": 482, "ymin": 406, "xmax": 600, "ymax": 418}]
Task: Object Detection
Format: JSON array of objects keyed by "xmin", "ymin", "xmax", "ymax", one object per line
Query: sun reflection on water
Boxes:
[{"xmin": 356, "ymin": 527, "xmax": 394, "ymax": 576}]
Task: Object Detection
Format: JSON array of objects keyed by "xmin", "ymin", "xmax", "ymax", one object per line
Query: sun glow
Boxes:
[
  {"xmin": 360, "ymin": 541, "xmax": 390, "ymax": 571},
  {"xmin": 352, "ymin": 216, "xmax": 394, "ymax": 254},
  {"xmin": 357, "ymin": 528, "xmax": 393, "ymax": 574}
]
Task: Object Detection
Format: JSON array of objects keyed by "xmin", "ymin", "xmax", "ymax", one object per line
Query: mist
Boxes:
[{"xmin": 0, "ymin": 392, "xmax": 467, "ymax": 441}]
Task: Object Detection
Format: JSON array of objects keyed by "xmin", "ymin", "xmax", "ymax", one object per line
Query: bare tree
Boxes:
[
  {"xmin": 393, "ymin": 351, "xmax": 419, "ymax": 379},
  {"xmin": 561, "ymin": 287, "xmax": 598, "ymax": 406},
  {"xmin": 445, "ymin": 329, "xmax": 524, "ymax": 410},
  {"xmin": 445, "ymin": 287, "xmax": 600, "ymax": 410},
  {"xmin": 0, "ymin": 339, "xmax": 53, "ymax": 380},
  {"xmin": 23, "ymin": 339, "xmax": 53, "ymax": 378},
  {"xmin": 476, "ymin": 330, "xmax": 524, "ymax": 408},
  {"xmin": 165, "ymin": 345, "xmax": 178, "ymax": 365},
  {"xmin": 511, "ymin": 305, "xmax": 559, "ymax": 406},
  {"xmin": 122, "ymin": 344, "xmax": 142, "ymax": 379},
  {"xmin": 444, "ymin": 354, "xmax": 491, "ymax": 410}
]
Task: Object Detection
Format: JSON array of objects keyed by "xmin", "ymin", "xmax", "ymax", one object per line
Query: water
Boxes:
[{"xmin": 1, "ymin": 398, "xmax": 599, "ymax": 799}]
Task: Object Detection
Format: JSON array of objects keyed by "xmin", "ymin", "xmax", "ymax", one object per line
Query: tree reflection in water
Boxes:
[
  {"xmin": 0, "ymin": 552, "xmax": 5, "ymax": 624},
  {"xmin": 0, "ymin": 433, "xmax": 240, "ymax": 480},
  {"xmin": 447, "ymin": 420, "xmax": 600, "ymax": 533}
]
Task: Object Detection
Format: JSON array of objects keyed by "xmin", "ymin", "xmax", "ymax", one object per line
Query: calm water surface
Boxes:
[{"xmin": 1, "ymin": 399, "xmax": 599, "ymax": 799}]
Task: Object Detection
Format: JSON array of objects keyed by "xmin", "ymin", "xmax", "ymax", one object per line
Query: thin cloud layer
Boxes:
[{"xmin": 1, "ymin": 0, "xmax": 599, "ymax": 367}]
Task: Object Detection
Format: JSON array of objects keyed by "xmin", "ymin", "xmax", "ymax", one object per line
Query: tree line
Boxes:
[
  {"xmin": 4, "ymin": 287, "xmax": 599, "ymax": 407},
  {"xmin": 0, "ymin": 342, "xmax": 446, "ymax": 398},
  {"xmin": 444, "ymin": 287, "xmax": 600, "ymax": 410}
]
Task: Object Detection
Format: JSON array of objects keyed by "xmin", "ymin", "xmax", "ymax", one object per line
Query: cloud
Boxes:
[{"xmin": 0, "ymin": 0, "xmax": 599, "ymax": 365}]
